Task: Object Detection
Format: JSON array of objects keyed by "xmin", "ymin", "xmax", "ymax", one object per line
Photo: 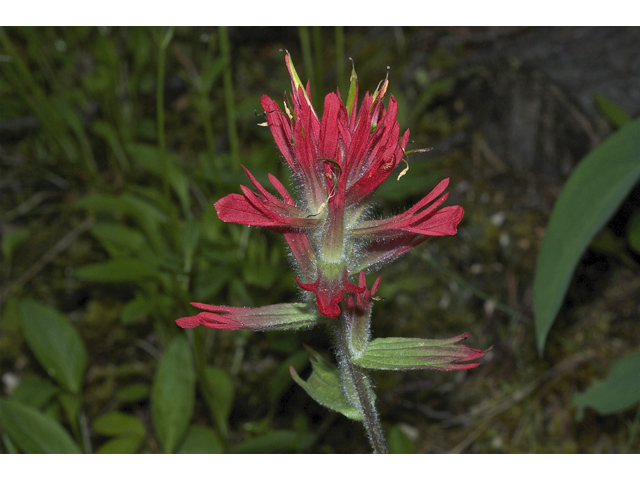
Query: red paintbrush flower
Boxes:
[
  {"xmin": 175, "ymin": 55, "xmax": 486, "ymax": 454},
  {"xmin": 208, "ymin": 54, "xmax": 463, "ymax": 318}
]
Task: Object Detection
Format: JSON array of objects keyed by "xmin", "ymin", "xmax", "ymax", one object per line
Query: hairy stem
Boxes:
[{"xmin": 334, "ymin": 322, "xmax": 388, "ymax": 454}]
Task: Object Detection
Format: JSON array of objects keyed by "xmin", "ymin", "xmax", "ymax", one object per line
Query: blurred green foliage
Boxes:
[{"xmin": 2, "ymin": 26, "xmax": 639, "ymax": 454}]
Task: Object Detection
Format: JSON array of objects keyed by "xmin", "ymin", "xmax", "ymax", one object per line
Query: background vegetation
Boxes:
[{"xmin": 1, "ymin": 26, "xmax": 639, "ymax": 453}]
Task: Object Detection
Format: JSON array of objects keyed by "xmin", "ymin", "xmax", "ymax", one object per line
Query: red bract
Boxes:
[
  {"xmin": 176, "ymin": 302, "xmax": 319, "ymax": 331},
  {"xmin": 203, "ymin": 54, "xmax": 463, "ymax": 318}
]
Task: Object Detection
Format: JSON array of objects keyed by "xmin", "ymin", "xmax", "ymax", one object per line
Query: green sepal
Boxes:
[
  {"xmin": 351, "ymin": 334, "xmax": 485, "ymax": 371},
  {"xmin": 345, "ymin": 60, "xmax": 358, "ymax": 117},
  {"xmin": 290, "ymin": 346, "xmax": 363, "ymax": 421}
]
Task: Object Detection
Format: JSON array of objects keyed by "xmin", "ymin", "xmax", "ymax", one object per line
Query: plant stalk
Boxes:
[{"xmin": 334, "ymin": 321, "xmax": 388, "ymax": 454}]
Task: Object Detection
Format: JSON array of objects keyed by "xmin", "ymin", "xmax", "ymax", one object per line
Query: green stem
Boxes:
[
  {"xmin": 335, "ymin": 26, "xmax": 345, "ymax": 98},
  {"xmin": 156, "ymin": 26, "xmax": 174, "ymax": 203},
  {"xmin": 312, "ymin": 26, "xmax": 323, "ymax": 107},
  {"xmin": 334, "ymin": 321, "xmax": 388, "ymax": 454},
  {"xmin": 218, "ymin": 26, "xmax": 240, "ymax": 166}
]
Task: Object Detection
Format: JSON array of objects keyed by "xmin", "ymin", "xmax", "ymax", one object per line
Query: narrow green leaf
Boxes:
[
  {"xmin": 75, "ymin": 258, "xmax": 160, "ymax": 283},
  {"xmin": 89, "ymin": 221, "xmax": 146, "ymax": 254},
  {"xmin": 19, "ymin": 300, "xmax": 87, "ymax": 394},
  {"xmin": 125, "ymin": 143, "xmax": 190, "ymax": 213},
  {"xmin": 93, "ymin": 412, "xmax": 146, "ymax": 437},
  {"xmin": 151, "ymin": 335, "xmax": 196, "ymax": 453},
  {"xmin": 572, "ymin": 351, "xmax": 640, "ymax": 420},
  {"xmin": 181, "ymin": 216, "xmax": 199, "ymax": 274},
  {"xmin": 177, "ymin": 425, "xmax": 223, "ymax": 454},
  {"xmin": 199, "ymin": 366, "xmax": 234, "ymax": 438},
  {"xmin": 0, "ymin": 399, "xmax": 81, "ymax": 454},
  {"xmin": 534, "ymin": 117, "xmax": 640, "ymax": 353},
  {"xmin": 594, "ymin": 94, "xmax": 631, "ymax": 129},
  {"xmin": 291, "ymin": 346, "xmax": 363, "ymax": 421},
  {"xmin": 627, "ymin": 211, "xmax": 640, "ymax": 253}
]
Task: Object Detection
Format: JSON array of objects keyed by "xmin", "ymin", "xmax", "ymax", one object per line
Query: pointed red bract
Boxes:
[{"xmin": 176, "ymin": 302, "xmax": 319, "ymax": 331}]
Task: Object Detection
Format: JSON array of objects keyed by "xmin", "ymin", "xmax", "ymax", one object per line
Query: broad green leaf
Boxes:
[
  {"xmin": 0, "ymin": 399, "xmax": 81, "ymax": 454},
  {"xmin": 572, "ymin": 351, "xmax": 640, "ymax": 420},
  {"xmin": 199, "ymin": 366, "xmax": 234, "ymax": 438},
  {"xmin": 12, "ymin": 378, "xmax": 59, "ymax": 410},
  {"xmin": 19, "ymin": 300, "xmax": 87, "ymax": 394},
  {"xmin": 96, "ymin": 436, "xmax": 145, "ymax": 454},
  {"xmin": 75, "ymin": 258, "xmax": 160, "ymax": 283},
  {"xmin": 93, "ymin": 412, "xmax": 146, "ymax": 437},
  {"xmin": 594, "ymin": 94, "xmax": 631, "ymax": 129},
  {"xmin": 351, "ymin": 335, "xmax": 484, "ymax": 371},
  {"xmin": 388, "ymin": 425, "xmax": 415, "ymax": 454},
  {"xmin": 151, "ymin": 335, "xmax": 196, "ymax": 453},
  {"xmin": 291, "ymin": 346, "xmax": 363, "ymax": 421},
  {"xmin": 534, "ymin": 117, "xmax": 640, "ymax": 353},
  {"xmin": 230, "ymin": 430, "xmax": 313, "ymax": 454},
  {"xmin": 177, "ymin": 425, "xmax": 224, "ymax": 454}
]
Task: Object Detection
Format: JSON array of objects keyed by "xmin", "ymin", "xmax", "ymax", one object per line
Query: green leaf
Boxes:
[
  {"xmin": 96, "ymin": 436, "xmax": 145, "ymax": 454},
  {"xmin": 291, "ymin": 346, "xmax": 363, "ymax": 421},
  {"xmin": 58, "ymin": 392, "xmax": 83, "ymax": 439},
  {"xmin": 120, "ymin": 296, "xmax": 152, "ymax": 325},
  {"xmin": 534, "ymin": 117, "xmax": 640, "ymax": 353},
  {"xmin": 594, "ymin": 94, "xmax": 631, "ymax": 129},
  {"xmin": 388, "ymin": 425, "xmax": 415, "ymax": 454},
  {"xmin": 177, "ymin": 425, "xmax": 224, "ymax": 454},
  {"xmin": 115, "ymin": 384, "xmax": 150, "ymax": 403},
  {"xmin": 93, "ymin": 412, "xmax": 146, "ymax": 437},
  {"xmin": 572, "ymin": 351, "xmax": 640, "ymax": 420},
  {"xmin": 12, "ymin": 378, "xmax": 59, "ymax": 410},
  {"xmin": 75, "ymin": 258, "xmax": 160, "ymax": 283},
  {"xmin": 199, "ymin": 366, "xmax": 234, "ymax": 438},
  {"xmin": 75, "ymin": 192, "xmax": 168, "ymax": 253},
  {"xmin": 19, "ymin": 300, "xmax": 87, "ymax": 394},
  {"xmin": 627, "ymin": 211, "xmax": 640, "ymax": 253},
  {"xmin": 151, "ymin": 335, "xmax": 196, "ymax": 453},
  {"xmin": 91, "ymin": 119, "xmax": 130, "ymax": 171},
  {"xmin": 181, "ymin": 216, "xmax": 199, "ymax": 274},
  {"xmin": 351, "ymin": 335, "xmax": 484, "ymax": 371},
  {"xmin": 230, "ymin": 430, "xmax": 313, "ymax": 454},
  {"xmin": 89, "ymin": 221, "xmax": 146, "ymax": 255},
  {"xmin": 0, "ymin": 398, "xmax": 81, "ymax": 454},
  {"xmin": 125, "ymin": 143, "xmax": 190, "ymax": 213}
]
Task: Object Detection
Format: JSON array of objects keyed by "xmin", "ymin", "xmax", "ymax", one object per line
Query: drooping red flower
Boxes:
[{"xmin": 204, "ymin": 54, "xmax": 464, "ymax": 319}]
